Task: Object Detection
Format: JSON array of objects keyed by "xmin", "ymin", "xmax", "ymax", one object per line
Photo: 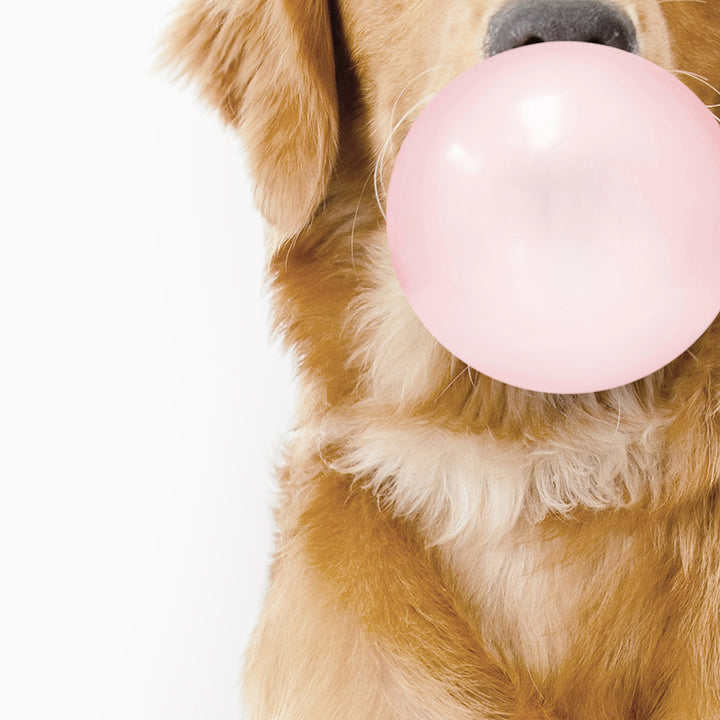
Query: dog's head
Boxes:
[{"xmin": 164, "ymin": 0, "xmax": 720, "ymax": 444}]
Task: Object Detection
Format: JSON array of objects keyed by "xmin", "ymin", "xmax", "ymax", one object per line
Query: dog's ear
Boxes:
[{"xmin": 163, "ymin": 0, "xmax": 339, "ymax": 249}]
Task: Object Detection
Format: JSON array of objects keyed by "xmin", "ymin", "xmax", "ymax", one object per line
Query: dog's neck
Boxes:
[{"xmin": 269, "ymin": 175, "xmax": 720, "ymax": 536}]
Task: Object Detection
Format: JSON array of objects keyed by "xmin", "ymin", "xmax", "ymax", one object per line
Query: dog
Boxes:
[{"xmin": 164, "ymin": 1, "xmax": 720, "ymax": 717}]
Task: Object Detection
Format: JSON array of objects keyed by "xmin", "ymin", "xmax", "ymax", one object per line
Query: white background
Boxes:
[{"xmin": 0, "ymin": 2, "xmax": 295, "ymax": 718}]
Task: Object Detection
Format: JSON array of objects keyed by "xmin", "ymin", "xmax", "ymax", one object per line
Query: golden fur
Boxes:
[{"xmin": 163, "ymin": 1, "xmax": 720, "ymax": 716}]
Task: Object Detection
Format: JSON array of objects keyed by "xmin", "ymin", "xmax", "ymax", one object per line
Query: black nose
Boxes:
[{"xmin": 485, "ymin": 0, "xmax": 638, "ymax": 57}]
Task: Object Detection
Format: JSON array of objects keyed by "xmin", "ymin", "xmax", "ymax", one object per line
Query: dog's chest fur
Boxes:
[
  {"xmin": 438, "ymin": 508, "xmax": 624, "ymax": 679},
  {"xmin": 325, "ymin": 399, "xmax": 668, "ymax": 678}
]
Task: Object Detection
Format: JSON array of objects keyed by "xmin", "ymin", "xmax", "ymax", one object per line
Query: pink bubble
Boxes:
[{"xmin": 386, "ymin": 42, "xmax": 720, "ymax": 394}]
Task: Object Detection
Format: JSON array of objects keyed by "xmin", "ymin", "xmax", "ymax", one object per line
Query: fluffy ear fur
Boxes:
[{"xmin": 163, "ymin": 0, "xmax": 339, "ymax": 249}]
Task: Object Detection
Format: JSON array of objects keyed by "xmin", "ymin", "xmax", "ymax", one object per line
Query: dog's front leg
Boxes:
[{"xmin": 242, "ymin": 466, "xmax": 555, "ymax": 720}]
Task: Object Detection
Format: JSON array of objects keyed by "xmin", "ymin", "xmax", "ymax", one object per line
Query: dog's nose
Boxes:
[{"xmin": 485, "ymin": 0, "xmax": 638, "ymax": 57}]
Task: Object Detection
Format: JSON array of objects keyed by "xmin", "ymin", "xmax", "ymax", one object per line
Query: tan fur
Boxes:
[{"xmin": 163, "ymin": 0, "xmax": 720, "ymax": 717}]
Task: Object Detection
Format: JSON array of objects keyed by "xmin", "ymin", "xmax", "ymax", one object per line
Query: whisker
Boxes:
[
  {"xmin": 612, "ymin": 393, "xmax": 621, "ymax": 437},
  {"xmin": 373, "ymin": 92, "xmax": 439, "ymax": 219},
  {"xmin": 467, "ymin": 365, "xmax": 479, "ymax": 392},
  {"xmin": 350, "ymin": 171, "xmax": 373, "ymax": 271},
  {"xmin": 352, "ymin": 68, "xmax": 445, "ymax": 264},
  {"xmin": 371, "ymin": 66, "xmax": 446, "ymax": 220},
  {"xmin": 387, "ymin": 66, "xmax": 442, "ymax": 138},
  {"xmin": 671, "ymin": 69, "xmax": 720, "ymax": 103},
  {"xmin": 435, "ymin": 365, "xmax": 468, "ymax": 402}
]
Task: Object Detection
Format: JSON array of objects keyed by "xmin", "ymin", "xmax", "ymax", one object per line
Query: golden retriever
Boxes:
[{"xmin": 163, "ymin": 1, "xmax": 720, "ymax": 717}]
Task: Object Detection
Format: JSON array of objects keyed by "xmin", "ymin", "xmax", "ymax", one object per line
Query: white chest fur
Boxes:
[{"xmin": 322, "ymin": 401, "xmax": 667, "ymax": 676}]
